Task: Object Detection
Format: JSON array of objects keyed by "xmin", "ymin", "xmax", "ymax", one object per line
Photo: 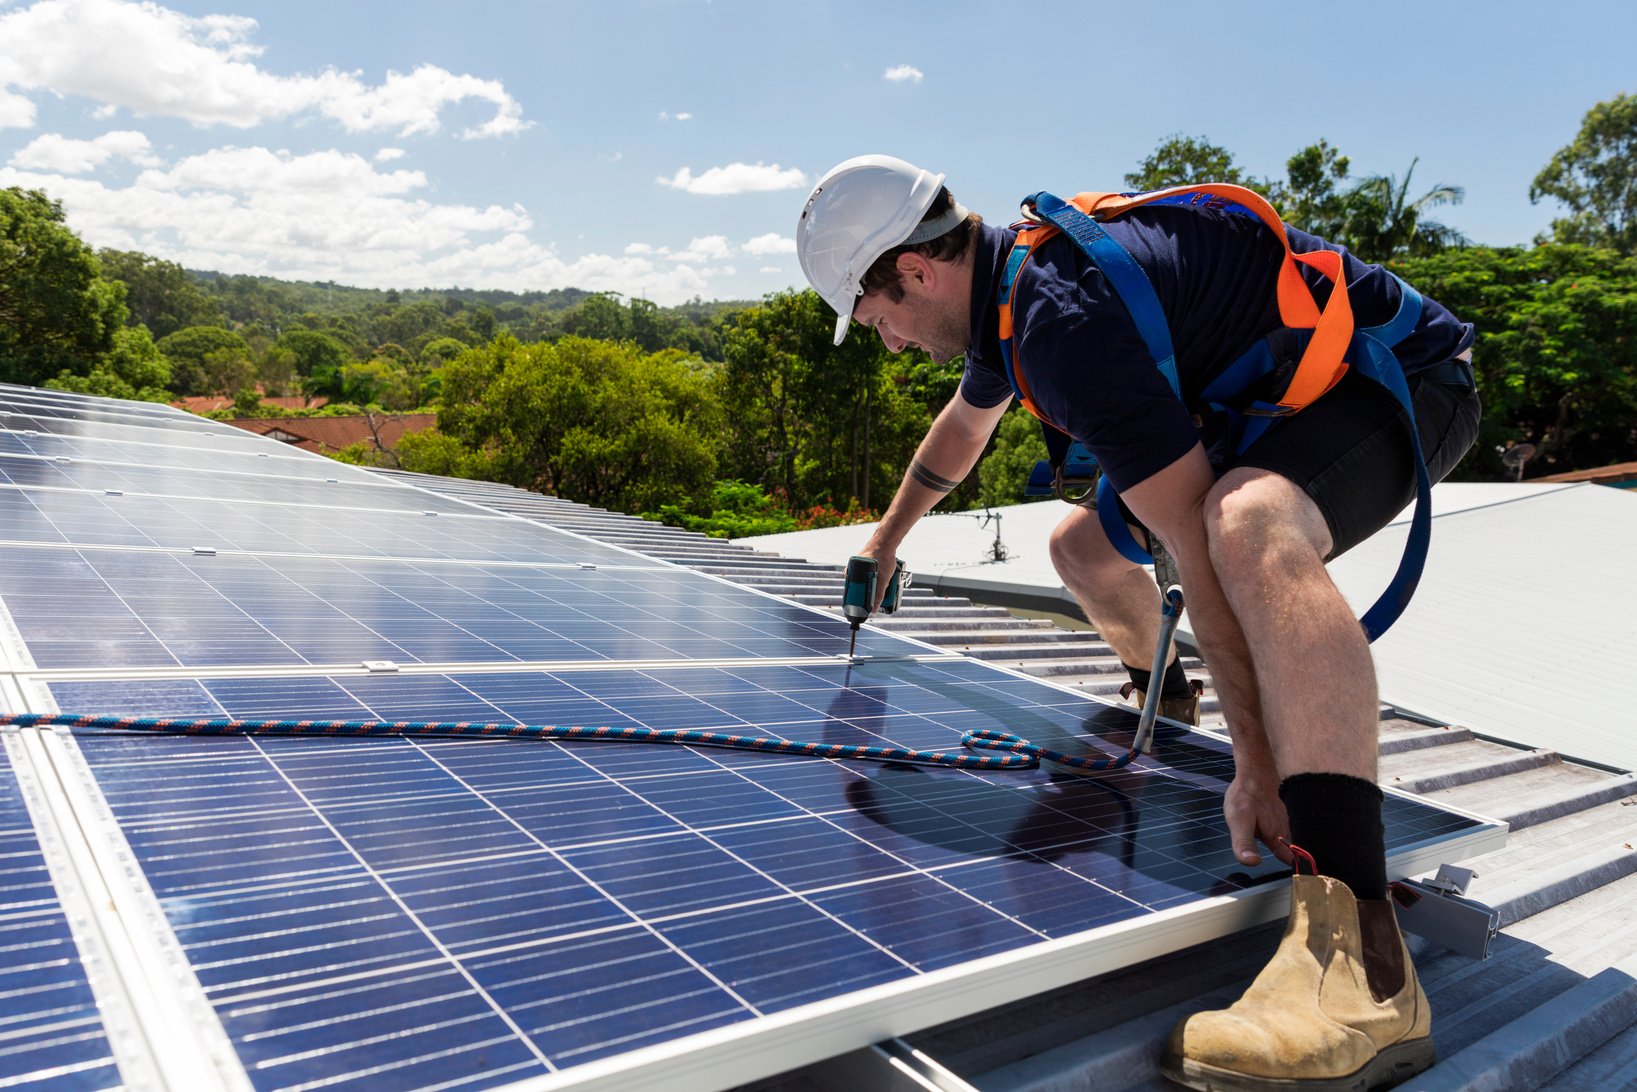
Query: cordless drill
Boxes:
[{"xmin": 842, "ymin": 555, "xmax": 907, "ymax": 658}]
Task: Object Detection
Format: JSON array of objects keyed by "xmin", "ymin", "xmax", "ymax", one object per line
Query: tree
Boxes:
[
  {"xmin": 720, "ymin": 290, "xmax": 929, "ymax": 512},
  {"xmin": 1125, "ymin": 134, "xmax": 1261, "ymax": 192},
  {"xmin": 97, "ymin": 249, "xmax": 222, "ymax": 339},
  {"xmin": 978, "ymin": 408, "xmax": 1051, "ymax": 507},
  {"xmin": 156, "ymin": 325, "xmax": 249, "ymax": 395},
  {"xmin": 433, "ymin": 336, "xmax": 725, "ymax": 513},
  {"xmin": 1340, "ymin": 159, "xmax": 1467, "ymax": 261},
  {"xmin": 0, "ymin": 188, "xmax": 125, "ymax": 385},
  {"xmin": 1390, "ymin": 244, "xmax": 1637, "ymax": 478},
  {"xmin": 200, "ymin": 347, "xmax": 256, "ymax": 398},
  {"xmin": 1272, "ymin": 140, "xmax": 1353, "ymax": 237},
  {"xmin": 1531, "ymin": 93, "xmax": 1637, "ymax": 253},
  {"xmin": 46, "ymin": 325, "xmax": 171, "ymax": 403},
  {"xmin": 277, "ymin": 328, "xmax": 352, "ymax": 378}
]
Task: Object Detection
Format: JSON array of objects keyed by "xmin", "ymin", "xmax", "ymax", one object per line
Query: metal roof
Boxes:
[{"xmin": 377, "ymin": 470, "xmax": 1637, "ymax": 1091}]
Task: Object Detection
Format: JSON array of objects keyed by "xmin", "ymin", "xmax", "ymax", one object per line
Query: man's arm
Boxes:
[
  {"xmin": 1119, "ymin": 442, "xmax": 1292, "ymax": 867},
  {"xmin": 861, "ymin": 393, "xmax": 1010, "ymax": 601}
]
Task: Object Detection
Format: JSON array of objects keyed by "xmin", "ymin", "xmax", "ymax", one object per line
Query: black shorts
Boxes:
[{"xmin": 1231, "ymin": 360, "xmax": 1481, "ymax": 558}]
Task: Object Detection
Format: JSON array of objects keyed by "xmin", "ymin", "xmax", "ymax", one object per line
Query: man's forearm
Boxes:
[{"xmin": 866, "ymin": 396, "xmax": 1007, "ymax": 554}]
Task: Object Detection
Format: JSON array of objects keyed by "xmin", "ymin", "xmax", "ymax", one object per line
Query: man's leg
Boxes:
[
  {"xmin": 1161, "ymin": 367, "xmax": 1480, "ymax": 1090},
  {"xmin": 1049, "ymin": 507, "xmax": 1200, "ymax": 722}
]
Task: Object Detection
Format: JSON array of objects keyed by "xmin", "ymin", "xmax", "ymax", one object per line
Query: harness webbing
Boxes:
[{"xmin": 997, "ymin": 184, "xmax": 1434, "ymax": 640}]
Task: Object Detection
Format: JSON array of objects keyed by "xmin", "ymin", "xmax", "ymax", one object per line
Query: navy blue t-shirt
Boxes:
[{"xmin": 960, "ymin": 202, "xmax": 1474, "ymax": 492}]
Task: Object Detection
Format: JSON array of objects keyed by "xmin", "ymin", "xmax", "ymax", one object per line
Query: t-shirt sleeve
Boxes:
[{"xmin": 959, "ymin": 353, "xmax": 1016, "ymax": 409}]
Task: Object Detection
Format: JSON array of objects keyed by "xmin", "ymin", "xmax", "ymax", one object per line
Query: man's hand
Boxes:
[
  {"xmin": 855, "ymin": 540, "xmax": 898, "ymax": 611},
  {"xmin": 1224, "ymin": 768, "xmax": 1292, "ymax": 867}
]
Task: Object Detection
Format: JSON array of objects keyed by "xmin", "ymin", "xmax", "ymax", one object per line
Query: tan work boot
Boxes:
[
  {"xmin": 1121, "ymin": 678, "xmax": 1204, "ymax": 726},
  {"xmin": 1160, "ymin": 875, "xmax": 1434, "ymax": 1090}
]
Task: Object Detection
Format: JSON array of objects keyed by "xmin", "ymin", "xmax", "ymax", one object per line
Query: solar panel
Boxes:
[
  {"xmin": 0, "ymin": 736, "xmax": 122, "ymax": 1090},
  {"xmin": 0, "ymin": 388, "xmax": 1506, "ymax": 1090}
]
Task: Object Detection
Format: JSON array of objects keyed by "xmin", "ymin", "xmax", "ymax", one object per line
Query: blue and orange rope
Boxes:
[{"xmin": 0, "ymin": 713, "xmax": 1146, "ymax": 772}]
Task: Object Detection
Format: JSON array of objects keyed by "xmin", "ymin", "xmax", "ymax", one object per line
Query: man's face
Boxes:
[{"xmin": 850, "ymin": 258, "xmax": 969, "ymax": 363}]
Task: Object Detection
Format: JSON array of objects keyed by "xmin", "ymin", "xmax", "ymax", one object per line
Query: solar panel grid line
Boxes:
[
  {"xmin": 0, "ymin": 477, "xmax": 562, "ymax": 525},
  {"xmin": 233, "ymin": 734, "xmax": 569, "ymax": 1081},
  {"xmin": 0, "ymin": 450, "xmax": 497, "ymax": 515},
  {"xmin": 23, "ymin": 727, "xmax": 255, "ymax": 1091},
  {"xmin": 406, "ymin": 734, "xmax": 934, "ymax": 977},
  {"xmin": 0, "ymin": 731, "xmax": 129, "ymax": 1091},
  {"xmin": 5, "ymin": 728, "xmax": 191, "ymax": 1092},
  {"xmin": 7, "ymin": 651, "xmax": 961, "ymax": 689}
]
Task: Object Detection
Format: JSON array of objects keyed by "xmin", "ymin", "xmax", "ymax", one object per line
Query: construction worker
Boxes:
[{"xmin": 795, "ymin": 155, "xmax": 1479, "ymax": 1091}]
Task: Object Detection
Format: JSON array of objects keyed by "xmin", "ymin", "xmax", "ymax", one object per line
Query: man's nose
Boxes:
[{"xmin": 877, "ymin": 327, "xmax": 907, "ymax": 353}]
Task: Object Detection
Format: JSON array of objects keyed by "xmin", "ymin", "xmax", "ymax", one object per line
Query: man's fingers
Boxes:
[{"xmin": 1225, "ymin": 806, "xmax": 1263, "ymax": 866}]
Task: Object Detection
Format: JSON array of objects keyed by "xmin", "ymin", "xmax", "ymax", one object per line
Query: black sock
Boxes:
[
  {"xmin": 1279, "ymin": 773, "xmax": 1388, "ymax": 900},
  {"xmin": 1123, "ymin": 659, "xmax": 1192, "ymax": 698}
]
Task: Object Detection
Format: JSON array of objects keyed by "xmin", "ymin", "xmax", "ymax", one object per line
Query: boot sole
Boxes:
[{"xmin": 1159, "ymin": 1035, "xmax": 1436, "ymax": 1091}]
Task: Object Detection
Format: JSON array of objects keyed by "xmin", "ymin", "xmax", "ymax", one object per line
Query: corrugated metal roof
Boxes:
[{"xmin": 375, "ymin": 470, "xmax": 1637, "ymax": 1091}]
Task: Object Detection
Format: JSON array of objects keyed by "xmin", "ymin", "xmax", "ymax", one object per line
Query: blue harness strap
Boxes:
[{"xmin": 1008, "ymin": 192, "xmax": 1435, "ymax": 641}]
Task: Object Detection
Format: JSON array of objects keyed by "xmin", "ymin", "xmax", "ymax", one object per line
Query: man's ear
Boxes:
[{"xmin": 895, "ymin": 251, "xmax": 935, "ymax": 289}]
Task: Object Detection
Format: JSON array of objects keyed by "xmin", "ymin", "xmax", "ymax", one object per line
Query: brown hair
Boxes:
[{"xmin": 858, "ymin": 187, "xmax": 982, "ymax": 302}]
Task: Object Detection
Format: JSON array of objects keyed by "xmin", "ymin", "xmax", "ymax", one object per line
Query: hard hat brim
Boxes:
[{"xmin": 831, "ymin": 309, "xmax": 850, "ymax": 346}]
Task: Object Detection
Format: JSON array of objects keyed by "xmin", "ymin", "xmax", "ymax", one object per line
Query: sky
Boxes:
[{"xmin": 0, "ymin": 0, "xmax": 1632, "ymax": 307}]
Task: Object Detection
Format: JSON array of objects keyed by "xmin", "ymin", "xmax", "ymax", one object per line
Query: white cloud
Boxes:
[
  {"xmin": 137, "ymin": 147, "xmax": 427, "ymax": 196},
  {"xmin": 374, "ymin": 147, "xmax": 406, "ymax": 162},
  {"xmin": 658, "ymin": 162, "xmax": 807, "ymax": 196},
  {"xmin": 0, "ymin": 154, "xmax": 731, "ymax": 305},
  {"xmin": 10, "ymin": 129, "xmax": 159, "ymax": 172},
  {"xmin": 758, "ymin": 265, "xmax": 782, "ymax": 273},
  {"xmin": 669, "ymin": 235, "xmax": 731, "ymax": 262},
  {"xmin": 884, "ymin": 64, "xmax": 924, "ymax": 83},
  {"xmin": 742, "ymin": 232, "xmax": 794, "ymax": 256},
  {"xmin": 658, "ymin": 110, "xmax": 693, "ymax": 122},
  {"xmin": 0, "ymin": 0, "xmax": 529, "ymax": 138}
]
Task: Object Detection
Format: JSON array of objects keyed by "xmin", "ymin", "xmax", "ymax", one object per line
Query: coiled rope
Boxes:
[{"xmin": 0, "ymin": 713, "xmax": 1143, "ymax": 772}]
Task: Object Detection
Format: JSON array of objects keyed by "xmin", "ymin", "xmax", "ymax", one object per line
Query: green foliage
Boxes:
[
  {"xmin": 645, "ymin": 479, "xmax": 798, "ymax": 538},
  {"xmin": 155, "ymin": 325, "xmax": 249, "ymax": 395},
  {"xmin": 720, "ymin": 290, "xmax": 931, "ymax": 512},
  {"xmin": 978, "ymin": 407, "xmax": 1051, "ymax": 507},
  {"xmin": 96, "ymin": 249, "xmax": 223, "ymax": 339},
  {"xmin": 0, "ymin": 188, "xmax": 126, "ymax": 385},
  {"xmin": 1269, "ymin": 140, "xmax": 1353, "ymax": 237},
  {"xmin": 1125, "ymin": 134, "xmax": 1263, "ymax": 192},
  {"xmin": 432, "ymin": 336, "xmax": 723, "ymax": 512},
  {"xmin": 45, "ymin": 325, "xmax": 172, "ymax": 403},
  {"xmin": 1339, "ymin": 158, "xmax": 1467, "ymax": 261},
  {"xmin": 1391, "ymin": 244, "xmax": 1637, "ymax": 477},
  {"xmin": 1531, "ymin": 93, "xmax": 1637, "ymax": 253},
  {"xmin": 277, "ymin": 328, "xmax": 352, "ymax": 376},
  {"xmin": 390, "ymin": 427, "xmax": 496, "ymax": 478}
]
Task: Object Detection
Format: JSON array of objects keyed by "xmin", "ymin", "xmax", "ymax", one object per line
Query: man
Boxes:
[{"xmin": 796, "ymin": 155, "xmax": 1480, "ymax": 1091}]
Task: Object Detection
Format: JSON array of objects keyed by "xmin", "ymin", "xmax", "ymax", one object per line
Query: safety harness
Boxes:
[{"xmin": 997, "ymin": 184, "xmax": 1431, "ymax": 641}]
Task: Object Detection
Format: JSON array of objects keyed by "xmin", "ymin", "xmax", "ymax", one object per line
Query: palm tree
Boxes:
[{"xmin": 1340, "ymin": 159, "xmax": 1469, "ymax": 260}]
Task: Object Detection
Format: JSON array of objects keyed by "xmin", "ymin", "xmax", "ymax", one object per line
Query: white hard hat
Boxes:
[{"xmin": 797, "ymin": 154, "xmax": 961, "ymax": 345}]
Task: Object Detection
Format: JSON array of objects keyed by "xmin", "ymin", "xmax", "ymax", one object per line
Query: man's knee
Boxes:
[
  {"xmin": 1048, "ymin": 507, "xmax": 1136, "ymax": 578},
  {"xmin": 1203, "ymin": 469, "xmax": 1332, "ymax": 576}
]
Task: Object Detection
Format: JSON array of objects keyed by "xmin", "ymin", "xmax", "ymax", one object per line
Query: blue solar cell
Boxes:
[
  {"xmin": 53, "ymin": 662, "xmax": 1485, "ymax": 1087},
  {"xmin": 0, "ymin": 450, "xmax": 482, "ymax": 514},
  {"xmin": 0, "ymin": 744, "xmax": 122, "ymax": 1090},
  {"xmin": 1, "ymin": 548, "xmax": 922, "ymax": 669},
  {"xmin": 0, "ymin": 488, "xmax": 639, "ymax": 564}
]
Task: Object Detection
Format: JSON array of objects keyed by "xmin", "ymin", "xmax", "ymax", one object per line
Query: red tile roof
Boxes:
[{"xmin": 225, "ymin": 414, "xmax": 437, "ymax": 454}]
